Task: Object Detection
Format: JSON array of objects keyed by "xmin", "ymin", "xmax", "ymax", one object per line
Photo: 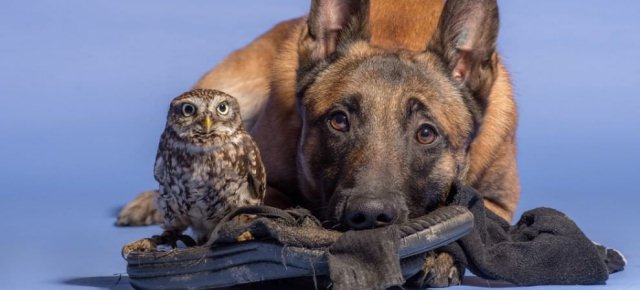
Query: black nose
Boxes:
[{"xmin": 343, "ymin": 196, "xmax": 398, "ymax": 230}]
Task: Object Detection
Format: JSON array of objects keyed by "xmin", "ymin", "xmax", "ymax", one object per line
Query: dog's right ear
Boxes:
[
  {"xmin": 429, "ymin": 0, "xmax": 500, "ymax": 99},
  {"xmin": 300, "ymin": 0, "xmax": 370, "ymax": 63}
]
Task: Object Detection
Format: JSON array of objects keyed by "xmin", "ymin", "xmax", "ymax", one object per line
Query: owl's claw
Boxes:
[
  {"xmin": 122, "ymin": 232, "xmax": 197, "ymax": 258},
  {"xmin": 152, "ymin": 231, "xmax": 197, "ymax": 248},
  {"xmin": 178, "ymin": 235, "xmax": 197, "ymax": 247},
  {"xmin": 122, "ymin": 238, "xmax": 157, "ymax": 258}
]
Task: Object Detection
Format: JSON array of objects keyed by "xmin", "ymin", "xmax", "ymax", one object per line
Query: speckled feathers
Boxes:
[{"xmin": 155, "ymin": 89, "xmax": 266, "ymax": 244}]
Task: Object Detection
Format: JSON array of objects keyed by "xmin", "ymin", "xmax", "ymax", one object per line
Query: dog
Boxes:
[{"xmin": 118, "ymin": 0, "xmax": 519, "ymax": 286}]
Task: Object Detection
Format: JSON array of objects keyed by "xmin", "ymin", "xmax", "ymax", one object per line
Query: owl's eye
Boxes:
[
  {"xmin": 216, "ymin": 102, "xmax": 230, "ymax": 115},
  {"xmin": 181, "ymin": 103, "xmax": 197, "ymax": 117}
]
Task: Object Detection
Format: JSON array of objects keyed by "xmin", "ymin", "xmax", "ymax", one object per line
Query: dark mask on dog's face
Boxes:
[{"xmin": 295, "ymin": 0, "xmax": 499, "ymax": 230}]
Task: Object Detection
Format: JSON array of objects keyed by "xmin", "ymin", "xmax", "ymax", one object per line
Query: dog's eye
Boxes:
[
  {"xmin": 329, "ymin": 112, "xmax": 350, "ymax": 132},
  {"xmin": 416, "ymin": 124, "xmax": 438, "ymax": 144}
]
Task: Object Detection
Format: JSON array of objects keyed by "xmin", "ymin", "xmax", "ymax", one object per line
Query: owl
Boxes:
[{"xmin": 153, "ymin": 88, "xmax": 266, "ymax": 246}]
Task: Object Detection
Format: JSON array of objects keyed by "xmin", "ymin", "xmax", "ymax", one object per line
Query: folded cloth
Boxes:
[
  {"xmin": 440, "ymin": 184, "xmax": 626, "ymax": 286},
  {"xmin": 326, "ymin": 227, "xmax": 403, "ymax": 290}
]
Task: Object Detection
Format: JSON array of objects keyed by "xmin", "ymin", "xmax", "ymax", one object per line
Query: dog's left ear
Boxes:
[{"xmin": 429, "ymin": 0, "xmax": 500, "ymax": 98}]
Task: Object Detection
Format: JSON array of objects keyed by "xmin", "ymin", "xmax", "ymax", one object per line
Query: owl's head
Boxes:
[{"xmin": 166, "ymin": 89, "xmax": 243, "ymax": 141}]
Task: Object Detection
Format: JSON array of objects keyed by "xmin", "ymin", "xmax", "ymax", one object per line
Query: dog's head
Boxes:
[{"xmin": 295, "ymin": 0, "xmax": 499, "ymax": 230}]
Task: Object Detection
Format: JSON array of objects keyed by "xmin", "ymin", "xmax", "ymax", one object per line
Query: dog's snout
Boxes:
[{"xmin": 343, "ymin": 196, "xmax": 398, "ymax": 230}]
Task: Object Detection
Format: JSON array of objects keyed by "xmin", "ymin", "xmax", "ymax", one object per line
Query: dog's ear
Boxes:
[
  {"xmin": 429, "ymin": 0, "xmax": 500, "ymax": 98},
  {"xmin": 300, "ymin": 0, "xmax": 370, "ymax": 62}
]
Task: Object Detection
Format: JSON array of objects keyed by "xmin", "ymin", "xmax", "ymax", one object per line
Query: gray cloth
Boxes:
[
  {"xmin": 440, "ymin": 185, "xmax": 626, "ymax": 286},
  {"xmin": 328, "ymin": 227, "xmax": 403, "ymax": 290}
]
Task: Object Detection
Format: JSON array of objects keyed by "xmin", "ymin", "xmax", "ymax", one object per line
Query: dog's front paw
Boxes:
[
  {"xmin": 116, "ymin": 190, "xmax": 163, "ymax": 226},
  {"xmin": 408, "ymin": 252, "xmax": 464, "ymax": 288}
]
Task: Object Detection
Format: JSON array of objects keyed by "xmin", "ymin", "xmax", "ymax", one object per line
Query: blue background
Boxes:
[{"xmin": 1, "ymin": 1, "xmax": 638, "ymax": 289}]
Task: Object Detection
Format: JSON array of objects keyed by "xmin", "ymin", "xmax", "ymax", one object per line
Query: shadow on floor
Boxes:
[
  {"xmin": 61, "ymin": 275, "xmax": 133, "ymax": 290},
  {"xmin": 61, "ymin": 275, "xmax": 326, "ymax": 290},
  {"xmin": 61, "ymin": 275, "xmax": 514, "ymax": 289},
  {"xmin": 462, "ymin": 276, "xmax": 515, "ymax": 288}
]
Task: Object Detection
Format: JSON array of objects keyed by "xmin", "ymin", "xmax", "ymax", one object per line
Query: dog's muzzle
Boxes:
[{"xmin": 340, "ymin": 190, "xmax": 408, "ymax": 230}]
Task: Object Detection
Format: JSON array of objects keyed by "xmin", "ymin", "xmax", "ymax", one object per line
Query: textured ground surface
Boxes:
[{"xmin": 1, "ymin": 1, "xmax": 638, "ymax": 289}]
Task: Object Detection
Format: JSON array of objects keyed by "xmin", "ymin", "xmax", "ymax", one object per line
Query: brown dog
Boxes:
[{"xmin": 118, "ymin": 0, "xmax": 519, "ymax": 286}]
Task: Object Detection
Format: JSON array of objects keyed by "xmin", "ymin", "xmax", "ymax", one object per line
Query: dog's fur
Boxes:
[
  {"xmin": 118, "ymin": 0, "xmax": 519, "ymax": 286},
  {"xmin": 193, "ymin": 0, "xmax": 518, "ymax": 221}
]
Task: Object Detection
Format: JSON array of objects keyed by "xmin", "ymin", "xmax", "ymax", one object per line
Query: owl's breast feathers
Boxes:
[{"xmin": 155, "ymin": 128, "xmax": 265, "ymax": 223}]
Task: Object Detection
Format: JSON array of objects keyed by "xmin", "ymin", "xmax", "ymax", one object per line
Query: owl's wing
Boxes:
[
  {"xmin": 153, "ymin": 133, "xmax": 167, "ymax": 184},
  {"xmin": 243, "ymin": 134, "xmax": 267, "ymax": 201},
  {"xmin": 154, "ymin": 154, "xmax": 165, "ymax": 184}
]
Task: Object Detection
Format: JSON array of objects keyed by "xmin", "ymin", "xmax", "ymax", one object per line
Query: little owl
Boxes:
[{"xmin": 152, "ymin": 88, "xmax": 266, "ymax": 246}]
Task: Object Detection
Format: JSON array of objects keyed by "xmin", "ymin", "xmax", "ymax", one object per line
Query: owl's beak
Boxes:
[{"xmin": 203, "ymin": 116, "xmax": 213, "ymax": 132}]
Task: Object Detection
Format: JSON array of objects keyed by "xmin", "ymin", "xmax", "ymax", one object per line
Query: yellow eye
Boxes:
[
  {"xmin": 181, "ymin": 103, "xmax": 196, "ymax": 117},
  {"xmin": 216, "ymin": 102, "xmax": 229, "ymax": 115}
]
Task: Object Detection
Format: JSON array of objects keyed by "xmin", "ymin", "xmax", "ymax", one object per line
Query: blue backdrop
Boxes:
[{"xmin": 0, "ymin": 1, "xmax": 637, "ymax": 289}]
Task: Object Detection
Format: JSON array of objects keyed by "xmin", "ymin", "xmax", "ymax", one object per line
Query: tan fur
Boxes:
[
  {"xmin": 193, "ymin": 0, "xmax": 519, "ymax": 221},
  {"xmin": 194, "ymin": 19, "xmax": 298, "ymax": 130},
  {"xmin": 370, "ymin": 0, "xmax": 444, "ymax": 51}
]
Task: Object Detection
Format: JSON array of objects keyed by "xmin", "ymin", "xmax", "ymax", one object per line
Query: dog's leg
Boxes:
[
  {"xmin": 263, "ymin": 186, "xmax": 293, "ymax": 209},
  {"xmin": 465, "ymin": 64, "xmax": 520, "ymax": 223},
  {"xmin": 408, "ymin": 252, "xmax": 464, "ymax": 288},
  {"xmin": 116, "ymin": 190, "xmax": 163, "ymax": 226}
]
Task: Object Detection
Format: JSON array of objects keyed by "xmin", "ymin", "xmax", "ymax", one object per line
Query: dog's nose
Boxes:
[{"xmin": 343, "ymin": 196, "xmax": 398, "ymax": 230}]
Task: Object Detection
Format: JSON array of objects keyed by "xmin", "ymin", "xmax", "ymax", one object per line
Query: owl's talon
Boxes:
[
  {"xmin": 178, "ymin": 235, "xmax": 197, "ymax": 247},
  {"xmin": 236, "ymin": 231, "xmax": 255, "ymax": 242},
  {"xmin": 150, "ymin": 231, "xmax": 196, "ymax": 248},
  {"xmin": 150, "ymin": 234, "xmax": 171, "ymax": 247},
  {"xmin": 151, "ymin": 233, "xmax": 177, "ymax": 248},
  {"xmin": 122, "ymin": 238, "xmax": 157, "ymax": 258}
]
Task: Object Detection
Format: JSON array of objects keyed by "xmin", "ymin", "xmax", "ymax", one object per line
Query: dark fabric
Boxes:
[
  {"xmin": 440, "ymin": 185, "xmax": 626, "ymax": 286},
  {"xmin": 212, "ymin": 206, "xmax": 340, "ymax": 248},
  {"xmin": 328, "ymin": 227, "xmax": 404, "ymax": 290},
  {"xmin": 212, "ymin": 206, "xmax": 405, "ymax": 290}
]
